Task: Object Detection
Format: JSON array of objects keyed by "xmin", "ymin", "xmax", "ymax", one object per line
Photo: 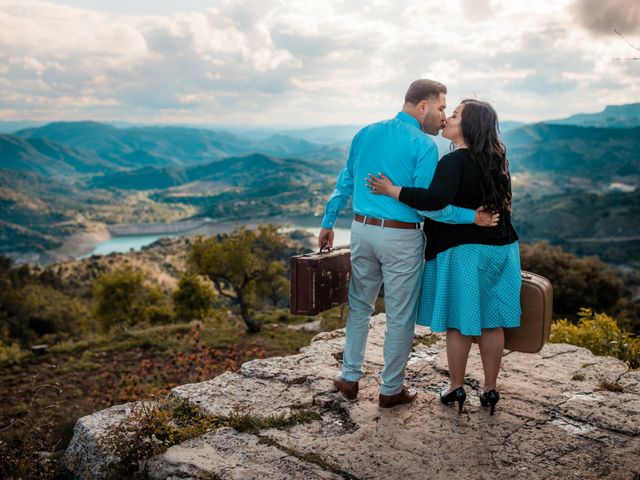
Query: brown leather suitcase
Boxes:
[
  {"xmin": 290, "ymin": 246, "xmax": 351, "ymax": 315},
  {"xmin": 504, "ymin": 271, "xmax": 553, "ymax": 353}
]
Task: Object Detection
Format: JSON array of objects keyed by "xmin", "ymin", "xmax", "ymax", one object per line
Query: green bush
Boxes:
[
  {"xmin": 0, "ymin": 269, "xmax": 92, "ymax": 346},
  {"xmin": 143, "ymin": 304, "xmax": 175, "ymax": 325},
  {"xmin": 0, "ymin": 341, "xmax": 28, "ymax": 365},
  {"xmin": 172, "ymin": 273, "xmax": 215, "ymax": 322},
  {"xmin": 550, "ymin": 308, "xmax": 640, "ymax": 368},
  {"xmin": 93, "ymin": 267, "xmax": 167, "ymax": 332},
  {"xmin": 520, "ymin": 242, "xmax": 625, "ymax": 318}
]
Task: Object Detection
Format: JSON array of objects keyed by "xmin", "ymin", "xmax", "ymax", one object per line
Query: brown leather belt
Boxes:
[{"xmin": 354, "ymin": 214, "xmax": 420, "ymax": 230}]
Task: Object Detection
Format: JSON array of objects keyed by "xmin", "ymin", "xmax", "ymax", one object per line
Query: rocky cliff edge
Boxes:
[{"xmin": 65, "ymin": 314, "xmax": 640, "ymax": 479}]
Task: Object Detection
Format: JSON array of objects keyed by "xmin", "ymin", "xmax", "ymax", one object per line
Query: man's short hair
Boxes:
[{"xmin": 404, "ymin": 79, "xmax": 447, "ymax": 105}]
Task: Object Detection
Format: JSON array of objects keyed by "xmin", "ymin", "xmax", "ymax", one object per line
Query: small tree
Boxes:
[
  {"xmin": 172, "ymin": 273, "xmax": 216, "ymax": 321},
  {"xmin": 93, "ymin": 267, "xmax": 166, "ymax": 332},
  {"xmin": 188, "ymin": 225, "xmax": 287, "ymax": 333}
]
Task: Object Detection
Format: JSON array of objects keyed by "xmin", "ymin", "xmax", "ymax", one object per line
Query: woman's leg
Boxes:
[
  {"xmin": 445, "ymin": 328, "xmax": 472, "ymax": 391},
  {"xmin": 477, "ymin": 327, "xmax": 504, "ymax": 391}
]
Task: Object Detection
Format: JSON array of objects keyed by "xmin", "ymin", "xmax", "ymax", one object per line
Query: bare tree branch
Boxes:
[
  {"xmin": 612, "ymin": 29, "xmax": 639, "ymax": 61},
  {"xmin": 615, "ymin": 29, "xmax": 640, "ymax": 50}
]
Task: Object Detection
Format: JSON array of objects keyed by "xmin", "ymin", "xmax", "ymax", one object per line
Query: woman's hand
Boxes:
[{"xmin": 366, "ymin": 173, "xmax": 402, "ymax": 200}]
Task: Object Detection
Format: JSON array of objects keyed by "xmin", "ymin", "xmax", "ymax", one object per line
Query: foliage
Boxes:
[
  {"xmin": 189, "ymin": 225, "xmax": 289, "ymax": 333},
  {"xmin": 550, "ymin": 309, "xmax": 640, "ymax": 369},
  {"xmin": 0, "ymin": 341, "xmax": 27, "ymax": 366},
  {"xmin": 103, "ymin": 324, "xmax": 266, "ymax": 404},
  {"xmin": 255, "ymin": 261, "xmax": 289, "ymax": 308},
  {"xmin": 520, "ymin": 242, "xmax": 625, "ymax": 317},
  {"xmin": 99, "ymin": 397, "xmax": 321, "ymax": 479},
  {"xmin": 172, "ymin": 273, "xmax": 216, "ymax": 321},
  {"xmin": 225, "ymin": 408, "xmax": 322, "ymax": 434},
  {"xmin": 92, "ymin": 267, "xmax": 170, "ymax": 332},
  {"xmin": 99, "ymin": 398, "xmax": 219, "ymax": 478},
  {"xmin": 0, "ymin": 255, "xmax": 91, "ymax": 347},
  {"xmin": 596, "ymin": 376, "xmax": 624, "ymax": 393}
]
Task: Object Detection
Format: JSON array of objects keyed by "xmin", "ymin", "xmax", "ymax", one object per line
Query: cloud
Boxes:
[
  {"xmin": 572, "ymin": 0, "xmax": 640, "ymax": 35},
  {"xmin": 0, "ymin": 0, "xmax": 638, "ymax": 125},
  {"xmin": 461, "ymin": 0, "xmax": 496, "ymax": 20}
]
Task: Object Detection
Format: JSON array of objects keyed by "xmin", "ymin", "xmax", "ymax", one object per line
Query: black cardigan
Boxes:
[{"xmin": 398, "ymin": 148, "xmax": 518, "ymax": 260}]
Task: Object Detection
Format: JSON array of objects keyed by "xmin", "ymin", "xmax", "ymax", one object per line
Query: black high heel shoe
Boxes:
[
  {"xmin": 440, "ymin": 387, "xmax": 466, "ymax": 414},
  {"xmin": 479, "ymin": 390, "xmax": 500, "ymax": 415}
]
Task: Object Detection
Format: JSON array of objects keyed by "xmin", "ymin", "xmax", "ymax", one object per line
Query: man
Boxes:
[{"xmin": 318, "ymin": 79, "xmax": 497, "ymax": 408}]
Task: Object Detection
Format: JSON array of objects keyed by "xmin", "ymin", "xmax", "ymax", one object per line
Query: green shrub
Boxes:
[
  {"xmin": 93, "ymin": 267, "xmax": 167, "ymax": 332},
  {"xmin": 0, "ymin": 341, "xmax": 28, "ymax": 365},
  {"xmin": 172, "ymin": 273, "xmax": 215, "ymax": 322},
  {"xmin": 143, "ymin": 304, "xmax": 174, "ymax": 325},
  {"xmin": 550, "ymin": 308, "xmax": 640, "ymax": 368},
  {"xmin": 520, "ymin": 242, "xmax": 625, "ymax": 317}
]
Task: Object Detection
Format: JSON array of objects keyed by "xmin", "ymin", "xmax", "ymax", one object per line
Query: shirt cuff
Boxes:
[
  {"xmin": 462, "ymin": 208, "xmax": 476, "ymax": 224},
  {"xmin": 321, "ymin": 215, "xmax": 335, "ymax": 229}
]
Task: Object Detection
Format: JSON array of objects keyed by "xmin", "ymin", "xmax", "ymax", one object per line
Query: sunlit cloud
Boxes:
[{"xmin": 0, "ymin": 0, "xmax": 638, "ymax": 126}]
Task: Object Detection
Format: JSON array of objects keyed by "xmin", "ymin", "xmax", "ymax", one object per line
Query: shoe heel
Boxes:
[
  {"xmin": 441, "ymin": 387, "xmax": 466, "ymax": 414},
  {"xmin": 480, "ymin": 390, "xmax": 500, "ymax": 416}
]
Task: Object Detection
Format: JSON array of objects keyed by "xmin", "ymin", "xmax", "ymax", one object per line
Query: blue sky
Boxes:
[{"xmin": 0, "ymin": 0, "xmax": 638, "ymax": 127}]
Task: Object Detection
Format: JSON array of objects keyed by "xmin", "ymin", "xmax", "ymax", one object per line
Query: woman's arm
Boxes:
[{"xmin": 367, "ymin": 154, "xmax": 460, "ymax": 211}]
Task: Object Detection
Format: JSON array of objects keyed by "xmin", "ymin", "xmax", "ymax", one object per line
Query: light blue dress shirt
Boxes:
[{"xmin": 321, "ymin": 112, "xmax": 476, "ymax": 228}]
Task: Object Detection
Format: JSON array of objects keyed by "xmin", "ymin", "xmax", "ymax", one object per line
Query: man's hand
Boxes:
[
  {"xmin": 474, "ymin": 206, "xmax": 499, "ymax": 227},
  {"xmin": 318, "ymin": 227, "xmax": 334, "ymax": 250}
]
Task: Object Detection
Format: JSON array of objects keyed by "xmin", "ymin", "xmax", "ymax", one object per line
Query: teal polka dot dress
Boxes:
[{"xmin": 417, "ymin": 241, "xmax": 522, "ymax": 336}]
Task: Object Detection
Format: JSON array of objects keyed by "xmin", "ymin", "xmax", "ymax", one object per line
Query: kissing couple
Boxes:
[{"xmin": 318, "ymin": 79, "xmax": 520, "ymax": 415}]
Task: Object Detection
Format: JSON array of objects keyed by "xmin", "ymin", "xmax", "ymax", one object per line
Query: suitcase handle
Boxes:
[{"xmin": 521, "ymin": 272, "xmax": 532, "ymax": 280}]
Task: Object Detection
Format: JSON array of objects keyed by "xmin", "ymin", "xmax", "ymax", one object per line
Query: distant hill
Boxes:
[
  {"xmin": 500, "ymin": 120, "xmax": 527, "ymax": 133},
  {"xmin": 503, "ymin": 124, "xmax": 640, "ymax": 180},
  {"xmin": 0, "ymin": 120, "xmax": 46, "ymax": 134},
  {"xmin": 14, "ymin": 121, "xmax": 342, "ymax": 170},
  {"xmin": 0, "ymin": 169, "xmax": 86, "ymax": 254},
  {"xmin": 547, "ymin": 103, "xmax": 640, "ymax": 128},
  {"xmin": 513, "ymin": 189, "xmax": 640, "ymax": 266},
  {"xmin": 90, "ymin": 153, "xmax": 329, "ymax": 191},
  {"xmin": 0, "ymin": 134, "xmax": 119, "ymax": 176},
  {"xmin": 279, "ymin": 125, "xmax": 362, "ymax": 144}
]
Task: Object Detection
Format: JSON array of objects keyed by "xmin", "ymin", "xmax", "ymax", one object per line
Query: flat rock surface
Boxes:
[{"xmin": 66, "ymin": 315, "xmax": 640, "ymax": 479}]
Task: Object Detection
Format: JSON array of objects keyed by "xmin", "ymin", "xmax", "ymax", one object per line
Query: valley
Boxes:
[{"xmin": 1, "ymin": 103, "xmax": 639, "ymax": 268}]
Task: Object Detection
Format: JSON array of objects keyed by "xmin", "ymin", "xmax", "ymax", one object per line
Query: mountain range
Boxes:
[
  {"xmin": 1, "ymin": 102, "xmax": 639, "ymax": 265},
  {"xmin": 547, "ymin": 103, "xmax": 640, "ymax": 128},
  {"xmin": 11, "ymin": 122, "xmax": 345, "ymax": 173}
]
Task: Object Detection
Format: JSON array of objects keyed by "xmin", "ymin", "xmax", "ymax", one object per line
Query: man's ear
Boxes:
[{"xmin": 417, "ymin": 99, "xmax": 428, "ymax": 115}]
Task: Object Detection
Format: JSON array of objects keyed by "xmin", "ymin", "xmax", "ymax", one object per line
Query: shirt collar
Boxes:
[{"xmin": 395, "ymin": 111, "xmax": 421, "ymax": 129}]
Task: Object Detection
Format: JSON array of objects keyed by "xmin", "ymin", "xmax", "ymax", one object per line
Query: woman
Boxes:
[{"xmin": 367, "ymin": 99, "xmax": 520, "ymax": 415}]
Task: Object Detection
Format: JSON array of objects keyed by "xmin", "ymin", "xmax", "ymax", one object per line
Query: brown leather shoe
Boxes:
[
  {"xmin": 334, "ymin": 373, "xmax": 359, "ymax": 400},
  {"xmin": 378, "ymin": 387, "xmax": 417, "ymax": 408}
]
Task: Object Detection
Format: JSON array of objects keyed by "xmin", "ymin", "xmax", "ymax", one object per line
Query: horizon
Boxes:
[
  {"xmin": 2, "ymin": 100, "xmax": 640, "ymax": 132},
  {"xmin": 1, "ymin": 0, "xmax": 639, "ymax": 126}
]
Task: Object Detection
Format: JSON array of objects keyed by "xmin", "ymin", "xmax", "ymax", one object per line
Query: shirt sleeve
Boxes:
[
  {"xmin": 320, "ymin": 134, "xmax": 357, "ymax": 229},
  {"xmin": 410, "ymin": 149, "xmax": 475, "ymax": 225}
]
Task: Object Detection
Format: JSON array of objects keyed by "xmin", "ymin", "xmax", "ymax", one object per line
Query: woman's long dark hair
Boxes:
[{"xmin": 459, "ymin": 99, "xmax": 511, "ymax": 213}]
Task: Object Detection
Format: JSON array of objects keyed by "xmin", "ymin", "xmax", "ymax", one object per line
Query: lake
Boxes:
[{"xmin": 76, "ymin": 222, "xmax": 352, "ymax": 259}]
